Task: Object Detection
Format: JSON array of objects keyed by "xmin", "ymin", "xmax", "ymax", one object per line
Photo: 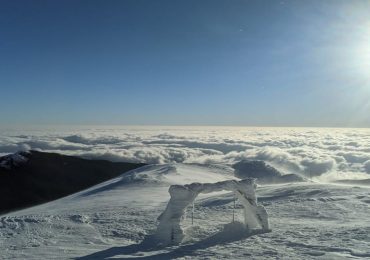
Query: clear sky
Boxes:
[{"xmin": 1, "ymin": 0, "xmax": 370, "ymax": 127}]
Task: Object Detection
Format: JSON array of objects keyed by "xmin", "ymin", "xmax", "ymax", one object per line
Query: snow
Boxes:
[{"xmin": 1, "ymin": 163, "xmax": 370, "ymax": 259}]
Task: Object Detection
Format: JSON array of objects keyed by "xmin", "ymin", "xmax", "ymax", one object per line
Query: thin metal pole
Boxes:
[
  {"xmin": 192, "ymin": 202, "xmax": 194, "ymax": 225},
  {"xmin": 232, "ymin": 193, "xmax": 236, "ymax": 223}
]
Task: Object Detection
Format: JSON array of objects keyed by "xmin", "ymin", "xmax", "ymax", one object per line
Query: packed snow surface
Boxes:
[{"xmin": 1, "ymin": 163, "xmax": 370, "ymax": 259}]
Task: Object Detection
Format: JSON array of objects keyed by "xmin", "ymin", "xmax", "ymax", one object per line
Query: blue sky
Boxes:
[{"xmin": 1, "ymin": 0, "xmax": 370, "ymax": 126}]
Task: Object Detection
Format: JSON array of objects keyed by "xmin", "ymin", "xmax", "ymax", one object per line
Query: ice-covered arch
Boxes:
[{"xmin": 154, "ymin": 178, "xmax": 270, "ymax": 245}]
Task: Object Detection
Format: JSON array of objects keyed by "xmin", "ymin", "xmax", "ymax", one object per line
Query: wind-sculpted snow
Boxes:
[{"xmin": 1, "ymin": 126, "xmax": 370, "ymax": 180}]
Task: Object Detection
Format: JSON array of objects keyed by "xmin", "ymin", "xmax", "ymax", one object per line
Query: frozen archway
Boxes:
[{"xmin": 154, "ymin": 178, "xmax": 270, "ymax": 245}]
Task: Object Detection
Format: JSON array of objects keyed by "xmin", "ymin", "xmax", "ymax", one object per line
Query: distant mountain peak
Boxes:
[{"xmin": 0, "ymin": 151, "xmax": 29, "ymax": 170}]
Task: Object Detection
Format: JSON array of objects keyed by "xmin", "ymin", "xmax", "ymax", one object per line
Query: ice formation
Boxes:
[{"xmin": 154, "ymin": 178, "xmax": 270, "ymax": 245}]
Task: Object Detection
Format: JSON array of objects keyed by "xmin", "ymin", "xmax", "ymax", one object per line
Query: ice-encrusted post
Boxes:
[
  {"xmin": 153, "ymin": 178, "xmax": 270, "ymax": 245},
  {"xmin": 155, "ymin": 184, "xmax": 200, "ymax": 244}
]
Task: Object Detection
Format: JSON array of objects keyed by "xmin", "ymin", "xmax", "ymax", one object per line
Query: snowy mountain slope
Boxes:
[{"xmin": 1, "ymin": 164, "xmax": 370, "ymax": 259}]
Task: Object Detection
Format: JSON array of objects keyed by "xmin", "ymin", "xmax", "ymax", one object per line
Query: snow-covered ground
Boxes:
[{"xmin": 1, "ymin": 163, "xmax": 370, "ymax": 259}]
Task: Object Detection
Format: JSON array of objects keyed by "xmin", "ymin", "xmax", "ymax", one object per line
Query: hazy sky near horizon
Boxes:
[{"xmin": 1, "ymin": 0, "xmax": 370, "ymax": 127}]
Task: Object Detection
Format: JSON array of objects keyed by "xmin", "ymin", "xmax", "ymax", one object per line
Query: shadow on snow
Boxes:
[{"xmin": 76, "ymin": 225, "xmax": 264, "ymax": 260}]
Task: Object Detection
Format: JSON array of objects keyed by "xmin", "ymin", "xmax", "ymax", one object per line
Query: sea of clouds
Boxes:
[{"xmin": 1, "ymin": 126, "xmax": 370, "ymax": 181}]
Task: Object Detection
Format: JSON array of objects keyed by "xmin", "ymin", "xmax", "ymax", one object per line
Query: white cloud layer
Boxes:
[{"xmin": 1, "ymin": 126, "xmax": 370, "ymax": 180}]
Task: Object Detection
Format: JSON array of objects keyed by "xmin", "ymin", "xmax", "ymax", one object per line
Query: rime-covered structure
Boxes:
[{"xmin": 154, "ymin": 178, "xmax": 270, "ymax": 245}]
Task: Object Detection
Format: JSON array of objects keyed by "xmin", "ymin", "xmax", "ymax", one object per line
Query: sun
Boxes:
[
  {"xmin": 324, "ymin": 2, "xmax": 370, "ymax": 85},
  {"xmin": 353, "ymin": 24, "xmax": 370, "ymax": 79}
]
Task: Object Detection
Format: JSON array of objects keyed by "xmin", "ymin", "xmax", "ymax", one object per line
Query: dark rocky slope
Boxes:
[{"xmin": 0, "ymin": 151, "xmax": 144, "ymax": 214}]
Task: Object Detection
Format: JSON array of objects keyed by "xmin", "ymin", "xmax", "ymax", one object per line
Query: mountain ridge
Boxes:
[{"xmin": 0, "ymin": 150, "xmax": 145, "ymax": 214}]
